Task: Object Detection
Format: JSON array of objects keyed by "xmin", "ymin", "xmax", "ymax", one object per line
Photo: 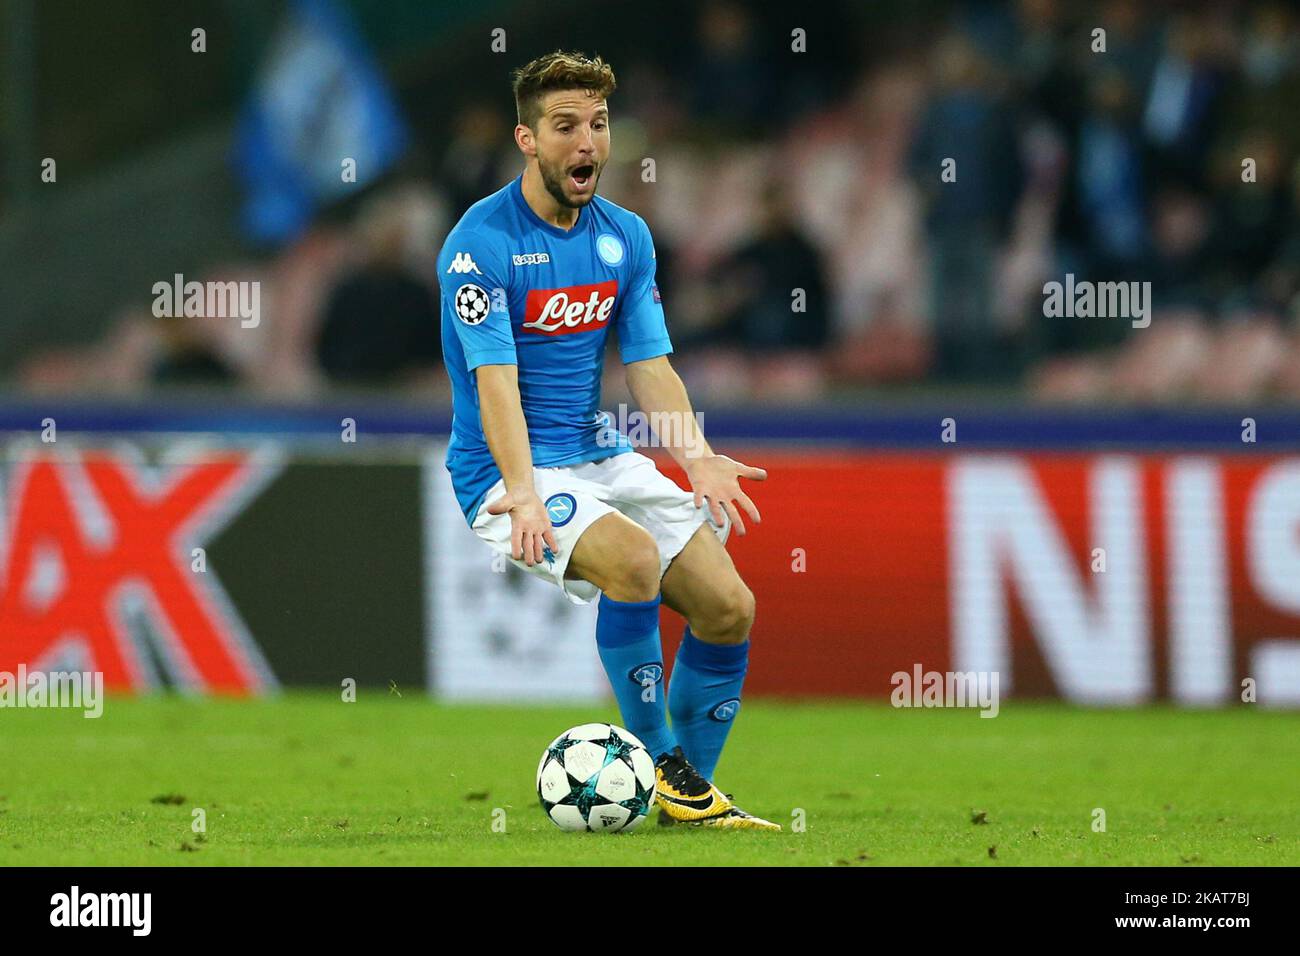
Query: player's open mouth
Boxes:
[{"xmin": 569, "ymin": 164, "xmax": 595, "ymax": 191}]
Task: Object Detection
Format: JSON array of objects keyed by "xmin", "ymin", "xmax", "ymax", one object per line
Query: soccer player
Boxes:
[{"xmin": 437, "ymin": 51, "xmax": 778, "ymax": 830}]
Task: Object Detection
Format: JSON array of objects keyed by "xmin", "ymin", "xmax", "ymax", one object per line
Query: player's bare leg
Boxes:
[
  {"xmin": 655, "ymin": 524, "xmax": 780, "ymax": 830},
  {"xmin": 660, "ymin": 523, "xmax": 754, "ymax": 646},
  {"xmin": 564, "ymin": 511, "xmax": 661, "ymax": 602},
  {"xmin": 563, "ymin": 513, "xmax": 770, "ymax": 826},
  {"xmin": 564, "ymin": 511, "xmax": 731, "ymax": 818}
]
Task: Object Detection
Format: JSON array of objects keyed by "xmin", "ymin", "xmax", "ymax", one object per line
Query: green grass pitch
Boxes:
[{"xmin": 3, "ymin": 694, "xmax": 1298, "ymax": 866}]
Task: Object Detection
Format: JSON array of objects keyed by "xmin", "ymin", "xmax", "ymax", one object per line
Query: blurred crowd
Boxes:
[{"xmin": 15, "ymin": 0, "xmax": 1300, "ymax": 405}]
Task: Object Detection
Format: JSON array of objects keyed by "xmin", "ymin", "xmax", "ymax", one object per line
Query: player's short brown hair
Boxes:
[{"xmin": 511, "ymin": 50, "xmax": 617, "ymax": 130}]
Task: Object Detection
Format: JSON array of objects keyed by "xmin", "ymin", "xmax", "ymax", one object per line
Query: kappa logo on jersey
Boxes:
[
  {"xmin": 512, "ymin": 252, "xmax": 550, "ymax": 266},
  {"xmin": 454, "ymin": 283, "xmax": 491, "ymax": 325},
  {"xmin": 446, "ymin": 252, "xmax": 482, "ymax": 275},
  {"xmin": 523, "ymin": 280, "xmax": 619, "ymax": 336}
]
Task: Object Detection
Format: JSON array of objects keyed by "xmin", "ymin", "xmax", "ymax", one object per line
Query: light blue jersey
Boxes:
[{"xmin": 437, "ymin": 173, "xmax": 671, "ymax": 523}]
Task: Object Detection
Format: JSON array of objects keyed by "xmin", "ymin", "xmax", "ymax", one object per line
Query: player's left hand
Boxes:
[{"xmin": 684, "ymin": 454, "xmax": 766, "ymax": 536}]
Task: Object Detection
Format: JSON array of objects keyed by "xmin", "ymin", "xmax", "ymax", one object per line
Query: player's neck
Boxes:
[{"xmin": 521, "ymin": 165, "xmax": 581, "ymax": 231}]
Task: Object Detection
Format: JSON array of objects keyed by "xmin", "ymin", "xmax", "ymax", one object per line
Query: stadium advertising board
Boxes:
[
  {"xmin": 695, "ymin": 452, "xmax": 1300, "ymax": 706},
  {"xmin": 2, "ymin": 440, "xmax": 1297, "ymax": 706}
]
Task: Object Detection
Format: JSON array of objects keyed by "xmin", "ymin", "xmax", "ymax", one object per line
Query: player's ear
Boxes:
[{"xmin": 515, "ymin": 124, "xmax": 535, "ymax": 157}]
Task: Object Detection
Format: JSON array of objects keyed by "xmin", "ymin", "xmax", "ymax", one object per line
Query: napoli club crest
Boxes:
[
  {"xmin": 544, "ymin": 492, "xmax": 577, "ymax": 527},
  {"xmin": 710, "ymin": 698, "xmax": 741, "ymax": 722},
  {"xmin": 596, "ymin": 233, "xmax": 624, "ymax": 266},
  {"xmin": 629, "ymin": 662, "xmax": 664, "ymax": 686}
]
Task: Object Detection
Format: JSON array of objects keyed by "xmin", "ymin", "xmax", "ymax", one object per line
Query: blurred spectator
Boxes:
[
  {"xmin": 440, "ymin": 102, "xmax": 512, "ymax": 222},
  {"xmin": 703, "ymin": 179, "xmax": 829, "ymax": 353},
  {"xmin": 1262, "ymin": 176, "xmax": 1300, "ymax": 323},
  {"xmin": 152, "ymin": 314, "xmax": 238, "ymax": 386},
  {"xmin": 1146, "ymin": 185, "xmax": 1215, "ymax": 312},
  {"xmin": 608, "ymin": 167, "xmax": 680, "ymax": 312},
  {"xmin": 1007, "ymin": 0, "xmax": 1079, "ymax": 130},
  {"xmin": 1141, "ymin": 13, "xmax": 1230, "ymax": 188},
  {"xmin": 1088, "ymin": 0, "xmax": 1157, "ymax": 104},
  {"xmin": 1219, "ymin": 3, "xmax": 1300, "ymax": 157},
  {"xmin": 802, "ymin": 63, "xmax": 931, "ymax": 385},
  {"xmin": 1207, "ymin": 131, "xmax": 1291, "ymax": 310},
  {"xmin": 315, "ymin": 193, "xmax": 441, "ymax": 385},
  {"xmin": 11, "ymin": 0, "xmax": 1300, "ymax": 408},
  {"xmin": 688, "ymin": 1, "xmax": 771, "ymax": 138},
  {"xmin": 1070, "ymin": 70, "xmax": 1148, "ymax": 276},
  {"xmin": 910, "ymin": 32, "xmax": 1024, "ymax": 379}
]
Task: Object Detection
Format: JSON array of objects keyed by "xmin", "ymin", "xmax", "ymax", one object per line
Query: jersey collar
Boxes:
[{"xmin": 511, "ymin": 173, "xmax": 593, "ymax": 239}]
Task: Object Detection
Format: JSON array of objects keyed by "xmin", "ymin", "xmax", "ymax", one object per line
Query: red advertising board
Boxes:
[
  {"xmin": 0, "ymin": 451, "xmax": 278, "ymax": 693},
  {"xmin": 4, "ymin": 445, "xmax": 1298, "ymax": 705},
  {"xmin": 659, "ymin": 452, "xmax": 1300, "ymax": 705}
]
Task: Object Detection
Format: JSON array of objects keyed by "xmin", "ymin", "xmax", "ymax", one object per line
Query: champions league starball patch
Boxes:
[{"xmin": 454, "ymin": 283, "xmax": 491, "ymax": 325}]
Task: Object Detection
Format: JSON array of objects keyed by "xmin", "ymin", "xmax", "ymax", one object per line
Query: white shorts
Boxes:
[{"xmin": 470, "ymin": 452, "xmax": 730, "ymax": 604}]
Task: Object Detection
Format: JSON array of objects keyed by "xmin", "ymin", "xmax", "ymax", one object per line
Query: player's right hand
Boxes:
[{"xmin": 485, "ymin": 490, "xmax": 559, "ymax": 567}]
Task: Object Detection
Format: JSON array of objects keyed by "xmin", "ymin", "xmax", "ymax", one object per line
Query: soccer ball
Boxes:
[{"xmin": 536, "ymin": 723, "xmax": 657, "ymax": 832}]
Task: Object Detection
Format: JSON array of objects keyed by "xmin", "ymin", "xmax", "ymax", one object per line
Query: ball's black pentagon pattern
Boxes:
[
  {"xmin": 601, "ymin": 727, "xmax": 637, "ymax": 765},
  {"xmin": 618, "ymin": 771, "xmax": 656, "ymax": 816}
]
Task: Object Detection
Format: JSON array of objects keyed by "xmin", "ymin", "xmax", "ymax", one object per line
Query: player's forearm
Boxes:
[
  {"xmin": 475, "ymin": 364, "xmax": 536, "ymax": 494},
  {"xmin": 625, "ymin": 357, "xmax": 713, "ymax": 471}
]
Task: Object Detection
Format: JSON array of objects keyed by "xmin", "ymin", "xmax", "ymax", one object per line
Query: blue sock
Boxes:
[
  {"xmin": 667, "ymin": 628, "xmax": 748, "ymax": 780},
  {"xmin": 595, "ymin": 594, "xmax": 677, "ymax": 759}
]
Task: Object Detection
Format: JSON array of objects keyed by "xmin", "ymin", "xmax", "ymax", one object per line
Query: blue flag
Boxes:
[{"xmin": 234, "ymin": 0, "xmax": 408, "ymax": 243}]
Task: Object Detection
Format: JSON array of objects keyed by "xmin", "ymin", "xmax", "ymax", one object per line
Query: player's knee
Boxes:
[
  {"xmin": 712, "ymin": 581, "xmax": 755, "ymax": 645},
  {"xmin": 609, "ymin": 530, "xmax": 661, "ymax": 602}
]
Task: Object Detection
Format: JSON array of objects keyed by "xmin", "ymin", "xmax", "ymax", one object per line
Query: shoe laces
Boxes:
[{"xmin": 657, "ymin": 746, "xmax": 711, "ymax": 796}]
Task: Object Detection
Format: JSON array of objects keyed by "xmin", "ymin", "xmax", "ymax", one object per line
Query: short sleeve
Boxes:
[
  {"xmin": 437, "ymin": 230, "xmax": 516, "ymax": 370},
  {"xmin": 616, "ymin": 215, "xmax": 673, "ymax": 364}
]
